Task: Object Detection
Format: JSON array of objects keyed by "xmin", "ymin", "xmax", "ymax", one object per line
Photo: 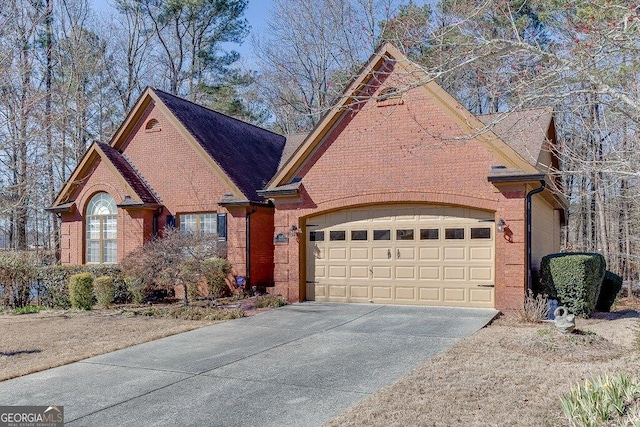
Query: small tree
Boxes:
[{"xmin": 121, "ymin": 228, "xmax": 227, "ymax": 306}]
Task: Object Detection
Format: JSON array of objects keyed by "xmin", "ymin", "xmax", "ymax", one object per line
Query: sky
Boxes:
[{"xmin": 90, "ymin": 0, "xmax": 272, "ymax": 66}]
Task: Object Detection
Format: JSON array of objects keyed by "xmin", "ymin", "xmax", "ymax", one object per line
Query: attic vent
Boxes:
[
  {"xmin": 377, "ymin": 87, "xmax": 403, "ymax": 107},
  {"xmin": 145, "ymin": 119, "xmax": 161, "ymax": 132}
]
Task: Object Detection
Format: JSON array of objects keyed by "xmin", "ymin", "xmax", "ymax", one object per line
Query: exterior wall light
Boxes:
[
  {"xmin": 497, "ymin": 218, "xmax": 507, "ymax": 233},
  {"xmin": 289, "ymin": 225, "xmax": 300, "ymax": 236}
]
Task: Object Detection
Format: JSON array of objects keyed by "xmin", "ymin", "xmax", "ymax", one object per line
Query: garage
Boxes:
[{"xmin": 305, "ymin": 205, "xmax": 496, "ymax": 307}]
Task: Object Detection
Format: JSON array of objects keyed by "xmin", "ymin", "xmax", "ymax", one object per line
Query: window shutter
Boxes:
[{"xmin": 217, "ymin": 213, "xmax": 227, "ymax": 240}]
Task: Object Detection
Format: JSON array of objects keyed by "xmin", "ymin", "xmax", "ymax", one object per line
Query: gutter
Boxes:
[{"xmin": 526, "ymin": 180, "xmax": 546, "ymax": 292}]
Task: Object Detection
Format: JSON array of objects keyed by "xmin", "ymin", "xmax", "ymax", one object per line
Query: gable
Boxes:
[
  {"xmin": 51, "ymin": 142, "xmax": 159, "ymax": 208},
  {"xmin": 150, "ymin": 90, "xmax": 286, "ymax": 201},
  {"xmin": 267, "ymin": 42, "xmax": 539, "ymax": 190},
  {"xmin": 280, "ymin": 68, "xmax": 504, "ymax": 204}
]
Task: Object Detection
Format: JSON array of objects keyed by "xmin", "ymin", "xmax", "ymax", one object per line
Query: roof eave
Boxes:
[
  {"xmin": 45, "ymin": 202, "xmax": 76, "ymax": 214},
  {"xmin": 487, "ymin": 173, "xmax": 546, "ymax": 184}
]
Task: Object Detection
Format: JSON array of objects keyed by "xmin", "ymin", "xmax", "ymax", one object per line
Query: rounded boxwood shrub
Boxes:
[
  {"xmin": 595, "ymin": 271, "xmax": 623, "ymax": 312},
  {"xmin": 540, "ymin": 252, "xmax": 606, "ymax": 318},
  {"xmin": 68, "ymin": 273, "xmax": 95, "ymax": 310},
  {"xmin": 94, "ymin": 275, "xmax": 115, "ymax": 308}
]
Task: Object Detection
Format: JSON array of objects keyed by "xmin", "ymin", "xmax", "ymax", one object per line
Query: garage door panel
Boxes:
[
  {"xmin": 313, "ymin": 284, "xmax": 326, "ymax": 298},
  {"xmin": 470, "ymin": 246, "xmax": 492, "ymax": 260},
  {"xmin": 470, "ymin": 288, "xmax": 493, "ymax": 303},
  {"xmin": 328, "ymin": 247, "xmax": 347, "ymax": 260},
  {"xmin": 349, "ymin": 285, "xmax": 369, "ymax": 299},
  {"xmin": 469, "ymin": 266, "xmax": 493, "ymax": 281},
  {"xmin": 419, "ymin": 247, "xmax": 440, "ymax": 261},
  {"xmin": 443, "ymin": 247, "xmax": 465, "ymax": 261},
  {"xmin": 313, "ymin": 265, "xmax": 326, "ymax": 278},
  {"xmin": 444, "ymin": 287, "xmax": 466, "ymax": 302},
  {"xmin": 350, "ymin": 247, "xmax": 369, "ymax": 260},
  {"xmin": 306, "ymin": 205, "xmax": 494, "ymax": 308},
  {"xmin": 372, "ymin": 286, "xmax": 392, "ymax": 299},
  {"xmin": 372, "ymin": 247, "xmax": 391, "ymax": 260},
  {"xmin": 350, "ymin": 265, "xmax": 369, "ymax": 279},
  {"xmin": 419, "ymin": 266, "xmax": 440, "ymax": 280},
  {"xmin": 419, "ymin": 287, "xmax": 441, "ymax": 302},
  {"xmin": 396, "ymin": 247, "xmax": 415, "ymax": 260},
  {"xmin": 372, "ymin": 266, "xmax": 391, "ymax": 279},
  {"xmin": 395, "ymin": 287, "xmax": 416, "ymax": 300},
  {"xmin": 443, "ymin": 266, "xmax": 465, "ymax": 280},
  {"xmin": 396, "ymin": 266, "xmax": 415, "ymax": 279},
  {"xmin": 328, "ymin": 265, "xmax": 347, "ymax": 279},
  {"xmin": 328, "ymin": 285, "xmax": 347, "ymax": 298}
]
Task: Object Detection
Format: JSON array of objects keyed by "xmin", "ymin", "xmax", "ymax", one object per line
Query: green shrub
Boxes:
[
  {"xmin": 94, "ymin": 276, "xmax": 115, "ymax": 308},
  {"xmin": 0, "ymin": 251, "xmax": 42, "ymax": 308},
  {"xmin": 202, "ymin": 258, "xmax": 232, "ymax": 298},
  {"xmin": 38, "ymin": 265, "xmax": 127, "ymax": 308},
  {"xmin": 540, "ymin": 253, "xmax": 606, "ymax": 318},
  {"xmin": 596, "ymin": 271, "xmax": 623, "ymax": 313},
  {"xmin": 68, "ymin": 273, "xmax": 95, "ymax": 310}
]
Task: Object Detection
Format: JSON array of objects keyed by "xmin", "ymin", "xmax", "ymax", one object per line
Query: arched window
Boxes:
[{"xmin": 86, "ymin": 193, "xmax": 117, "ymax": 263}]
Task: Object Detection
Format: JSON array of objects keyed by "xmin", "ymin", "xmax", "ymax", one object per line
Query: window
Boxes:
[
  {"xmin": 330, "ymin": 231, "xmax": 346, "ymax": 241},
  {"xmin": 420, "ymin": 228, "xmax": 439, "ymax": 240},
  {"xmin": 309, "ymin": 231, "xmax": 325, "ymax": 241},
  {"xmin": 445, "ymin": 228, "xmax": 465, "ymax": 240},
  {"xmin": 351, "ymin": 230, "xmax": 368, "ymax": 241},
  {"xmin": 471, "ymin": 227, "xmax": 491, "ymax": 239},
  {"xmin": 86, "ymin": 192, "xmax": 117, "ymax": 264},
  {"xmin": 373, "ymin": 229, "xmax": 391, "ymax": 240},
  {"xmin": 178, "ymin": 212, "xmax": 220, "ymax": 236},
  {"xmin": 396, "ymin": 229, "xmax": 414, "ymax": 240}
]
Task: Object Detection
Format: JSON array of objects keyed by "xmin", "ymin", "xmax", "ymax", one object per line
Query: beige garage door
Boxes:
[{"xmin": 305, "ymin": 205, "xmax": 495, "ymax": 307}]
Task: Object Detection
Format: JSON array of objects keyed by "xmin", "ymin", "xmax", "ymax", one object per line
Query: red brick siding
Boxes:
[
  {"xmin": 60, "ymin": 101, "xmax": 258, "ymax": 275},
  {"xmin": 271, "ymin": 64, "xmax": 532, "ymax": 311}
]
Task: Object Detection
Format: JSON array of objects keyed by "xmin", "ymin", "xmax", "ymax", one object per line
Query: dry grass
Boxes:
[
  {"xmin": 0, "ymin": 297, "xmax": 272, "ymax": 382},
  {"xmin": 327, "ymin": 299, "xmax": 640, "ymax": 427}
]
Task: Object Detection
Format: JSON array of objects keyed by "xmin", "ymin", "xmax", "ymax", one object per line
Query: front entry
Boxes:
[{"xmin": 305, "ymin": 205, "xmax": 495, "ymax": 307}]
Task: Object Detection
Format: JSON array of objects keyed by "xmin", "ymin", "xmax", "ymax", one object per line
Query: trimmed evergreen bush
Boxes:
[
  {"xmin": 596, "ymin": 271, "xmax": 623, "ymax": 312},
  {"xmin": 38, "ymin": 265, "xmax": 128, "ymax": 308},
  {"xmin": 68, "ymin": 273, "xmax": 95, "ymax": 310},
  {"xmin": 539, "ymin": 252, "xmax": 606, "ymax": 318},
  {"xmin": 94, "ymin": 276, "xmax": 115, "ymax": 308}
]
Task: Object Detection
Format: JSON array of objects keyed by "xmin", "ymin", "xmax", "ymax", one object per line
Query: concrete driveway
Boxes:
[{"xmin": 0, "ymin": 303, "xmax": 497, "ymax": 426}]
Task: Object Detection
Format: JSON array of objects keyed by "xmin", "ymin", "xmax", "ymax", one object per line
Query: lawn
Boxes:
[
  {"xmin": 0, "ymin": 297, "xmax": 277, "ymax": 382},
  {"xmin": 326, "ymin": 299, "xmax": 640, "ymax": 427}
]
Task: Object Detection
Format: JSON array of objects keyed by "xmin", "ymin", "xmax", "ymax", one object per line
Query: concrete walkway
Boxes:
[{"xmin": 0, "ymin": 303, "xmax": 497, "ymax": 426}]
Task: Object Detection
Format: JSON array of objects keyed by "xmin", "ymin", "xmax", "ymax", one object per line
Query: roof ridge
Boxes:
[
  {"xmin": 476, "ymin": 106, "xmax": 553, "ymax": 119},
  {"xmin": 151, "ymin": 88, "xmax": 285, "ymax": 139}
]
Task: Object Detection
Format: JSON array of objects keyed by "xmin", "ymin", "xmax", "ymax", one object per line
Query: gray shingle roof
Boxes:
[
  {"xmin": 477, "ymin": 107, "xmax": 554, "ymax": 168},
  {"xmin": 154, "ymin": 89, "xmax": 286, "ymax": 201}
]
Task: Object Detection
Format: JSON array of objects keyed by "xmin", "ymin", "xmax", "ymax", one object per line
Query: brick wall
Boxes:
[
  {"xmin": 60, "ymin": 101, "xmax": 261, "ymax": 276},
  {"xmin": 271, "ymin": 63, "xmax": 534, "ymax": 311}
]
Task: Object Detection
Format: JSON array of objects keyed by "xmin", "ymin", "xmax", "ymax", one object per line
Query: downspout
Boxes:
[
  {"xmin": 245, "ymin": 206, "xmax": 258, "ymax": 285},
  {"xmin": 526, "ymin": 180, "xmax": 546, "ymax": 292}
]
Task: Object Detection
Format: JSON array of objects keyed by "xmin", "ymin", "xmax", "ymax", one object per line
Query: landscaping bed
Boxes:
[
  {"xmin": 0, "ymin": 295, "xmax": 285, "ymax": 382},
  {"xmin": 326, "ymin": 298, "xmax": 640, "ymax": 427}
]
